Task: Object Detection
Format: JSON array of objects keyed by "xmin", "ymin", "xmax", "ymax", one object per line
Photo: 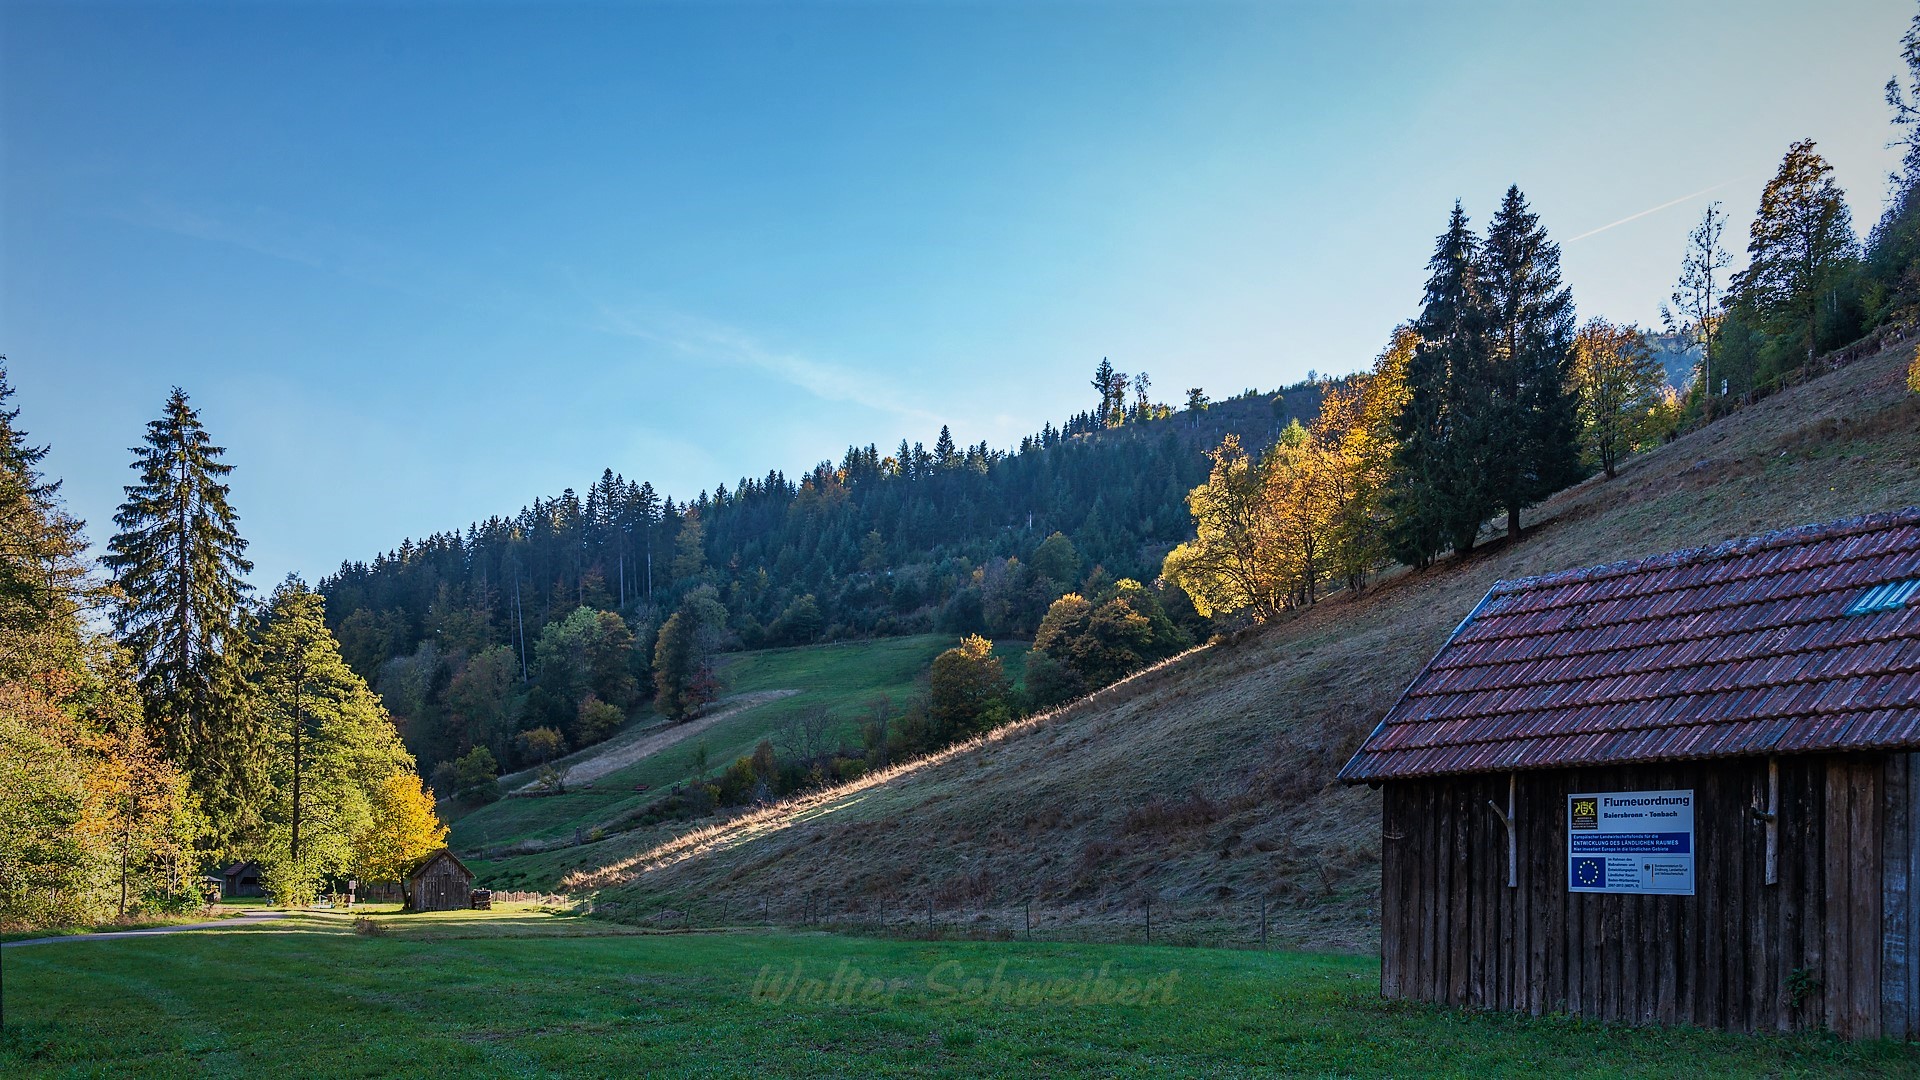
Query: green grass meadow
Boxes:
[
  {"xmin": 3, "ymin": 905, "xmax": 1911, "ymax": 1078},
  {"xmin": 453, "ymin": 635, "xmax": 1027, "ymax": 889}
]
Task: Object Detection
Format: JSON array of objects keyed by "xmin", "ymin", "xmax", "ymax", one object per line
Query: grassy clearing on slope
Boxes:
[
  {"xmin": 3, "ymin": 907, "xmax": 1908, "ymax": 1077},
  {"xmin": 454, "ymin": 636, "xmax": 1026, "ymax": 887},
  {"xmin": 584, "ymin": 343, "xmax": 1920, "ymax": 950}
]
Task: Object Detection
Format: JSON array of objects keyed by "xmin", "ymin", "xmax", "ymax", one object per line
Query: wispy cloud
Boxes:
[
  {"xmin": 125, "ymin": 196, "xmax": 944, "ymax": 429},
  {"xmin": 118, "ymin": 196, "xmax": 519, "ymax": 314},
  {"xmin": 594, "ymin": 305, "xmax": 943, "ymax": 428},
  {"xmin": 1564, "ymin": 176, "xmax": 1751, "ymax": 243}
]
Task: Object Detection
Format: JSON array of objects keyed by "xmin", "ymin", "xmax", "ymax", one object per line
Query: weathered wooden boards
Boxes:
[{"xmin": 1378, "ymin": 754, "xmax": 1918, "ymax": 1039}]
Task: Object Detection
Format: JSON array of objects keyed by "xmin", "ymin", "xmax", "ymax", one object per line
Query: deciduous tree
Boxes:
[
  {"xmin": 1737, "ymin": 140, "xmax": 1860, "ymax": 366},
  {"xmin": 1571, "ymin": 320, "xmax": 1668, "ymax": 478}
]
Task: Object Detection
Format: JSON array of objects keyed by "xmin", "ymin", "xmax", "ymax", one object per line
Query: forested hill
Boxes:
[{"xmin": 317, "ymin": 376, "xmax": 1324, "ymax": 707}]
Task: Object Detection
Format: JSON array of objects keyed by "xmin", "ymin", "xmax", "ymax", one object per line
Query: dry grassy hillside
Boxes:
[{"xmin": 580, "ymin": 344, "xmax": 1920, "ymax": 950}]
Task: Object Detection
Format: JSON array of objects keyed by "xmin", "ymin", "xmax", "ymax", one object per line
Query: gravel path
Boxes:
[{"xmin": 512, "ymin": 689, "xmax": 800, "ymax": 793}]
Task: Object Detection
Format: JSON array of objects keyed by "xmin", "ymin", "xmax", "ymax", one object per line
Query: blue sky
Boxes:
[{"xmin": 2, "ymin": 1, "xmax": 1905, "ymax": 587}]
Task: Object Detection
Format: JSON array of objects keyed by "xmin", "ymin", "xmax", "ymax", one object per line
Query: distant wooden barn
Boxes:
[
  {"xmin": 220, "ymin": 860, "xmax": 263, "ymax": 899},
  {"xmin": 403, "ymin": 849, "xmax": 473, "ymax": 912},
  {"xmin": 1340, "ymin": 509, "xmax": 1920, "ymax": 1040}
]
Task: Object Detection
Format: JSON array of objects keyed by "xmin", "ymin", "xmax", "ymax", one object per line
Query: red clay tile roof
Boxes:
[{"xmin": 1338, "ymin": 508, "xmax": 1920, "ymax": 783}]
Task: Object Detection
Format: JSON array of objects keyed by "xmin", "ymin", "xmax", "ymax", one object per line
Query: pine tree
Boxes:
[
  {"xmin": 1480, "ymin": 185, "xmax": 1582, "ymax": 539},
  {"xmin": 934, "ymin": 425, "xmax": 958, "ymax": 468},
  {"xmin": 0, "ymin": 361, "xmax": 89, "ymax": 645},
  {"xmin": 1387, "ymin": 203, "xmax": 1489, "ymax": 566},
  {"xmin": 105, "ymin": 388, "xmax": 261, "ymax": 854}
]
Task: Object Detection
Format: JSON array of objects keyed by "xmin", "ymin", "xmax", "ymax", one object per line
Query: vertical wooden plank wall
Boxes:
[
  {"xmin": 1824, "ymin": 757, "xmax": 1883, "ymax": 1039},
  {"xmin": 1377, "ymin": 756, "xmax": 1902, "ymax": 1039},
  {"xmin": 1884, "ymin": 753, "xmax": 1918, "ymax": 1040}
]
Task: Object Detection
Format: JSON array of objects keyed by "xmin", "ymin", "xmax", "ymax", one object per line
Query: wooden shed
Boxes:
[
  {"xmin": 220, "ymin": 860, "xmax": 263, "ymax": 899},
  {"xmin": 1339, "ymin": 509, "xmax": 1920, "ymax": 1039},
  {"xmin": 403, "ymin": 848, "xmax": 473, "ymax": 912}
]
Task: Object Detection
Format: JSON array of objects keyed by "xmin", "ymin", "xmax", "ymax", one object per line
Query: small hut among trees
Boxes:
[
  {"xmin": 1340, "ymin": 509, "xmax": 1920, "ymax": 1039},
  {"xmin": 402, "ymin": 849, "xmax": 472, "ymax": 912},
  {"xmin": 220, "ymin": 861, "xmax": 263, "ymax": 899}
]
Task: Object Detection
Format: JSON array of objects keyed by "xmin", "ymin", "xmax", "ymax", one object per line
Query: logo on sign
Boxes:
[
  {"xmin": 1570, "ymin": 798, "xmax": 1599, "ymax": 829},
  {"xmin": 1572, "ymin": 858, "xmax": 1606, "ymax": 888}
]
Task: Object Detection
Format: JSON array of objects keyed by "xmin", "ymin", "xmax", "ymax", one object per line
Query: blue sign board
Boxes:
[{"xmin": 1566, "ymin": 789, "xmax": 1695, "ymax": 895}]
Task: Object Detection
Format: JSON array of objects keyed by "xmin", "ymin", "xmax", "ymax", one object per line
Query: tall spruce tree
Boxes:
[
  {"xmin": 1387, "ymin": 203, "xmax": 1490, "ymax": 566},
  {"xmin": 0, "ymin": 361, "xmax": 88, "ymax": 642},
  {"xmin": 1479, "ymin": 185, "xmax": 1582, "ymax": 539},
  {"xmin": 105, "ymin": 387, "xmax": 261, "ymax": 853}
]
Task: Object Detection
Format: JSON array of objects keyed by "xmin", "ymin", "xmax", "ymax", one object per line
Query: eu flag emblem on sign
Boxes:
[{"xmin": 1574, "ymin": 858, "xmax": 1606, "ymax": 888}]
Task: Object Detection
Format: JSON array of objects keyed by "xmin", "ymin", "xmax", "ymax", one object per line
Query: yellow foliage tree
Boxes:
[
  {"xmin": 351, "ymin": 772, "xmax": 447, "ymax": 885},
  {"xmin": 1162, "ymin": 436, "xmax": 1293, "ymax": 621},
  {"xmin": 1909, "ymin": 343, "xmax": 1920, "ymax": 394},
  {"xmin": 1164, "ymin": 329, "xmax": 1418, "ymax": 622},
  {"xmin": 1571, "ymin": 318, "xmax": 1668, "ymax": 478}
]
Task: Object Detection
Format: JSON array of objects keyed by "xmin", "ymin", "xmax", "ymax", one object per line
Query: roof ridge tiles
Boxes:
[
  {"xmin": 1473, "ymin": 536, "xmax": 1920, "ymax": 621},
  {"xmin": 1481, "ymin": 507, "xmax": 1920, "ymax": 601},
  {"xmin": 1448, "ymin": 593, "xmax": 1915, "ymax": 656}
]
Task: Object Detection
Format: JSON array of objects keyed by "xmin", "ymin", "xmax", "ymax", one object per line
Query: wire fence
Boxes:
[{"xmin": 581, "ymin": 893, "xmax": 1360, "ymax": 952}]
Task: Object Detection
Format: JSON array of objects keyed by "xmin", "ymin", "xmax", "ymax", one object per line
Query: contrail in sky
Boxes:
[{"xmin": 1564, "ymin": 176, "xmax": 1750, "ymax": 242}]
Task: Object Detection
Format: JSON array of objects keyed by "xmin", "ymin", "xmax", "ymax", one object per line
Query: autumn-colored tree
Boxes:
[
  {"xmin": 1571, "ymin": 320, "xmax": 1669, "ymax": 478},
  {"xmin": 1261, "ymin": 420, "xmax": 1344, "ymax": 607},
  {"xmin": 352, "ymin": 772, "xmax": 448, "ymax": 884},
  {"xmin": 928, "ymin": 634, "xmax": 1010, "ymax": 740},
  {"xmin": 516, "ymin": 725, "xmax": 566, "ymax": 764},
  {"xmin": 0, "ymin": 364, "xmax": 191, "ymax": 927},
  {"xmin": 1322, "ymin": 327, "xmax": 1414, "ymax": 592},
  {"xmin": 1161, "ymin": 436, "xmax": 1292, "ymax": 622},
  {"xmin": 1027, "ymin": 581, "xmax": 1187, "ymax": 705}
]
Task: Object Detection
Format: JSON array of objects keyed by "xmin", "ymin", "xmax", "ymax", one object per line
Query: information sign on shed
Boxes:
[{"xmin": 1566, "ymin": 789, "xmax": 1694, "ymax": 895}]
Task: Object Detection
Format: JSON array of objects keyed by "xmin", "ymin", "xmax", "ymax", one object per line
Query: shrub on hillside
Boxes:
[{"xmin": 573, "ymin": 695, "xmax": 624, "ymax": 745}]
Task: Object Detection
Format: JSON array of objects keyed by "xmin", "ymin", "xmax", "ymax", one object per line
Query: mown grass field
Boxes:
[
  {"xmin": 454, "ymin": 635, "xmax": 1027, "ymax": 889},
  {"xmin": 4, "ymin": 907, "xmax": 1911, "ymax": 1078}
]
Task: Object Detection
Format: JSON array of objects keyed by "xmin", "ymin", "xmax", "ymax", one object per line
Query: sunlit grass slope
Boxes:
[{"xmin": 583, "ymin": 344, "xmax": 1920, "ymax": 949}]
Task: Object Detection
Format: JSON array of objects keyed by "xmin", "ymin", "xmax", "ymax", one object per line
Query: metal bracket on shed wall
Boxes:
[
  {"xmin": 1750, "ymin": 757, "xmax": 1779, "ymax": 886},
  {"xmin": 1486, "ymin": 772, "xmax": 1517, "ymax": 888}
]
